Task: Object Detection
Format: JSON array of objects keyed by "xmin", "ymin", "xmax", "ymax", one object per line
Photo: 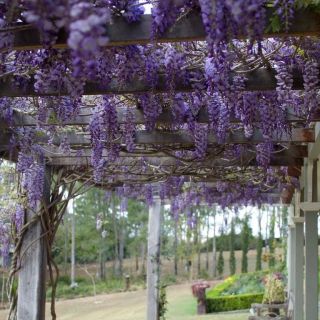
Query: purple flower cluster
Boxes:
[
  {"xmin": 68, "ymin": 2, "xmax": 110, "ymax": 77},
  {"xmin": 303, "ymin": 60, "xmax": 320, "ymax": 121},
  {"xmin": 23, "ymin": 0, "xmax": 67, "ymax": 45}
]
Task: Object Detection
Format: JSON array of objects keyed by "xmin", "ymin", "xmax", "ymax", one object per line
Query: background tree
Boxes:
[
  {"xmin": 256, "ymin": 209, "xmax": 263, "ymax": 271},
  {"xmin": 229, "ymin": 217, "xmax": 236, "ymax": 275},
  {"xmin": 241, "ymin": 215, "xmax": 250, "ymax": 273},
  {"xmin": 217, "ymin": 228, "xmax": 225, "ymax": 278},
  {"xmin": 269, "ymin": 206, "xmax": 276, "ymax": 268}
]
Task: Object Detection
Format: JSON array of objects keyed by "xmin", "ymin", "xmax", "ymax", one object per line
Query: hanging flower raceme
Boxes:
[
  {"xmin": 256, "ymin": 142, "xmax": 273, "ymax": 167},
  {"xmin": 303, "ymin": 60, "xmax": 320, "ymax": 122},
  {"xmin": 139, "ymin": 94, "xmax": 162, "ymax": 131},
  {"xmin": 194, "ymin": 123, "xmax": 208, "ymax": 159},
  {"xmin": 68, "ymin": 1, "xmax": 110, "ymax": 78},
  {"xmin": 22, "ymin": 0, "xmax": 67, "ymax": 45},
  {"xmin": 124, "ymin": 108, "xmax": 136, "ymax": 152},
  {"xmin": 151, "ymin": 0, "xmax": 181, "ymax": 36},
  {"xmin": 14, "ymin": 205, "xmax": 25, "ymax": 233}
]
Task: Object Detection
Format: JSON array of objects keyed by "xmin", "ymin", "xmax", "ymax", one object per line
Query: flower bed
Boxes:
[{"xmin": 205, "ymin": 271, "xmax": 271, "ymax": 313}]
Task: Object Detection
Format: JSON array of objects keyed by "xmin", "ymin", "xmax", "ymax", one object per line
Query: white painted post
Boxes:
[
  {"xmin": 287, "ymin": 206, "xmax": 295, "ymax": 296},
  {"xmin": 293, "ymin": 221, "xmax": 304, "ymax": 320},
  {"xmin": 17, "ymin": 167, "xmax": 51, "ymax": 320},
  {"xmin": 146, "ymin": 197, "xmax": 161, "ymax": 320},
  {"xmin": 70, "ymin": 200, "xmax": 76, "ymax": 287},
  {"xmin": 305, "ymin": 212, "xmax": 318, "ymax": 320}
]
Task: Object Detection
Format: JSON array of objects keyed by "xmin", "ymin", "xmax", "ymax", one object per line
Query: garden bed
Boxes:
[{"xmin": 205, "ymin": 271, "xmax": 269, "ymax": 313}]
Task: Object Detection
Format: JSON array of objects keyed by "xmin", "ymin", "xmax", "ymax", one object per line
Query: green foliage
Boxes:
[
  {"xmin": 217, "ymin": 247, "xmax": 224, "ymax": 277},
  {"xmin": 46, "ymin": 275, "xmax": 144, "ymax": 300},
  {"xmin": 161, "ymin": 273, "xmax": 177, "ymax": 286},
  {"xmin": 206, "ymin": 272, "xmax": 267, "ymax": 312},
  {"xmin": 229, "ymin": 219, "xmax": 236, "ymax": 275},
  {"xmin": 262, "ymin": 274, "xmax": 285, "ymax": 304},
  {"xmin": 198, "ymin": 269, "xmax": 210, "ymax": 280},
  {"xmin": 256, "ymin": 232, "xmax": 263, "ymax": 271},
  {"xmin": 269, "ymin": 208, "xmax": 276, "ymax": 268},
  {"xmin": 159, "ymin": 283, "xmax": 168, "ymax": 320},
  {"xmin": 206, "ymin": 275, "xmax": 239, "ymax": 298},
  {"xmin": 206, "ymin": 293, "xmax": 264, "ymax": 313},
  {"xmin": 221, "ymin": 272, "xmax": 266, "ymax": 296}
]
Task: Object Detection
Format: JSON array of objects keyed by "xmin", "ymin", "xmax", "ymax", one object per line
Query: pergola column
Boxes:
[
  {"xmin": 293, "ymin": 220, "xmax": 304, "ymax": 320},
  {"xmin": 17, "ymin": 166, "xmax": 51, "ymax": 320},
  {"xmin": 305, "ymin": 212, "xmax": 318, "ymax": 320},
  {"xmin": 287, "ymin": 218, "xmax": 295, "ymax": 295},
  {"xmin": 146, "ymin": 197, "xmax": 161, "ymax": 320}
]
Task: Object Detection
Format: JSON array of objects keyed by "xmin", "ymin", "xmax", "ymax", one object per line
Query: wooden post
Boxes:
[
  {"xmin": 305, "ymin": 212, "xmax": 318, "ymax": 320},
  {"xmin": 70, "ymin": 200, "xmax": 76, "ymax": 287},
  {"xmin": 146, "ymin": 197, "xmax": 161, "ymax": 320},
  {"xmin": 17, "ymin": 166, "xmax": 51, "ymax": 320},
  {"xmin": 293, "ymin": 221, "xmax": 304, "ymax": 320},
  {"xmin": 304, "ymin": 159, "xmax": 319, "ymax": 320},
  {"xmin": 287, "ymin": 205, "xmax": 295, "ymax": 296}
]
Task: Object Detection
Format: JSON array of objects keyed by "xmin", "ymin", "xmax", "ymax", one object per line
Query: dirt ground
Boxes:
[{"xmin": 0, "ymin": 284, "xmax": 248, "ymax": 320}]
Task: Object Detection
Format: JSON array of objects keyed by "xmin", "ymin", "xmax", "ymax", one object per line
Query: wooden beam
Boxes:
[
  {"xmin": 46, "ymin": 155, "xmax": 304, "ymax": 167},
  {"xmin": 6, "ymin": 107, "xmax": 320, "ymax": 128},
  {"xmin": 11, "ymin": 9, "xmax": 320, "ymax": 51},
  {"xmin": 17, "ymin": 166, "xmax": 51, "ymax": 320},
  {"xmin": 300, "ymin": 202, "xmax": 320, "ymax": 211},
  {"xmin": 42, "ymin": 144, "xmax": 307, "ymax": 159},
  {"xmin": 0, "ymin": 128, "xmax": 314, "ymax": 149},
  {"xmin": 133, "ymin": 128, "xmax": 314, "ymax": 145},
  {"xmin": 0, "ymin": 68, "xmax": 313, "ymax": 97}
]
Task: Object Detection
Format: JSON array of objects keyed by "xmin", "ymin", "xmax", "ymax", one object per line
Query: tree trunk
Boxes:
[
  {"xmin": 135, "ymin": 227, "xmax": 139, "ymax": 272},
  {"xmin": 197, "ymin": 216, "xmax": 201, "ymax": 277},
  {"xmin": 140, "ymin": 242, "xmax": 146, "ymax": 276},
  {"xmin": 212, "ymin": 211, "xmax": 217, "ymax": 278},
  {"xmin": 119, "ymin": 222, "xmax": 125, "ymax": 276},
  {"xmin": 206, "ymin": 215, "xmax": 210, "ymax": 271},
  {"xmin": 174, "ymin": 218, "xmax": 178, "ymax": 276},
  {"xmin": 112, "ymin": 193, "xmax": 121, "ymax": 277}
]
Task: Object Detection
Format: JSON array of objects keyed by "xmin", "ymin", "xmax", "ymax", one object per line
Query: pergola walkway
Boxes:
[{"xmin": 0, "ymin": 3, "xmax": 320, "ymax": 320}]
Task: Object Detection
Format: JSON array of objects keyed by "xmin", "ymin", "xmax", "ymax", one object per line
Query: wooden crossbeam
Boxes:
[
  {"xmin": 42, "ymin": 145, "xmax": 308, "ymax": 159},
  {"xmin": 0, "ymin": 68, "xmax": 312, "ymax": 97},
  {"xmin": 4, "ymin": 107, "xmax": 319, "ymax": 128},
  {"xmin": 0, "ymin": 128, "xmax": 314, "ymax": 148},
  {"xmin": 46, "ymin": 155, "xmax": 304, "ymax": 167},
  {"xmin": 11, "ymin": 9, "xmax": 320, "ymax": 51}
]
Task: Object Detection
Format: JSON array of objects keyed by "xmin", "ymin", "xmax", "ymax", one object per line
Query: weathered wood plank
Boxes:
[
  {"xmin": 0, "ymin": 68, "xmax": 314, "ymax": 97},
  {"xmin": 11, "ymin": 9, "xmax": 320, "ymax": 51},
  {"xmin": 0, "ymin": 128, "xmax": 314, "ymax": 149},
  {"xmin": 17, "ymin": 166, "xmax": 51, "ymax": 320},
  {"xmin": 46, "ymin": 155, "xmax": 304, "ymax": 167},
  {"xmin": 42, "ymin": 145, "xmax": 307, "ymax": 159},
  {"xmin": 134, "ymin": 128, "xmax": 314, "ymax": 145},
  {"xmin": 5, "ymin": 107, "xmax": 320, "ymax": 128}
]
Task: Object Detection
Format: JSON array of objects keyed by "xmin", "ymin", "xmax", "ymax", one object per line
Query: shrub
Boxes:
[
  {"xmin": 206, "ymin": 293, "xmax": 264, "ymax": 313},
  {"xmin": 206, "ymin": 275, "xmax": 239, "ymax": 298}
]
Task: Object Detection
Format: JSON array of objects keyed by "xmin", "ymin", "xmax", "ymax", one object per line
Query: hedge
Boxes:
[
  {"xmin": 206, "ymin": 275, "xmax": 239, "ymax": 298},
  {"xmin": 206, "ymin": 293, "xmax": 264, "ymax": 313}
]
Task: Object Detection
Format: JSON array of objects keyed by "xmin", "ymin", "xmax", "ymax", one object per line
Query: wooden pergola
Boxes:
[{"xmin": 0, "ymin": 7, "xmax": 320, "ymax": 320}]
